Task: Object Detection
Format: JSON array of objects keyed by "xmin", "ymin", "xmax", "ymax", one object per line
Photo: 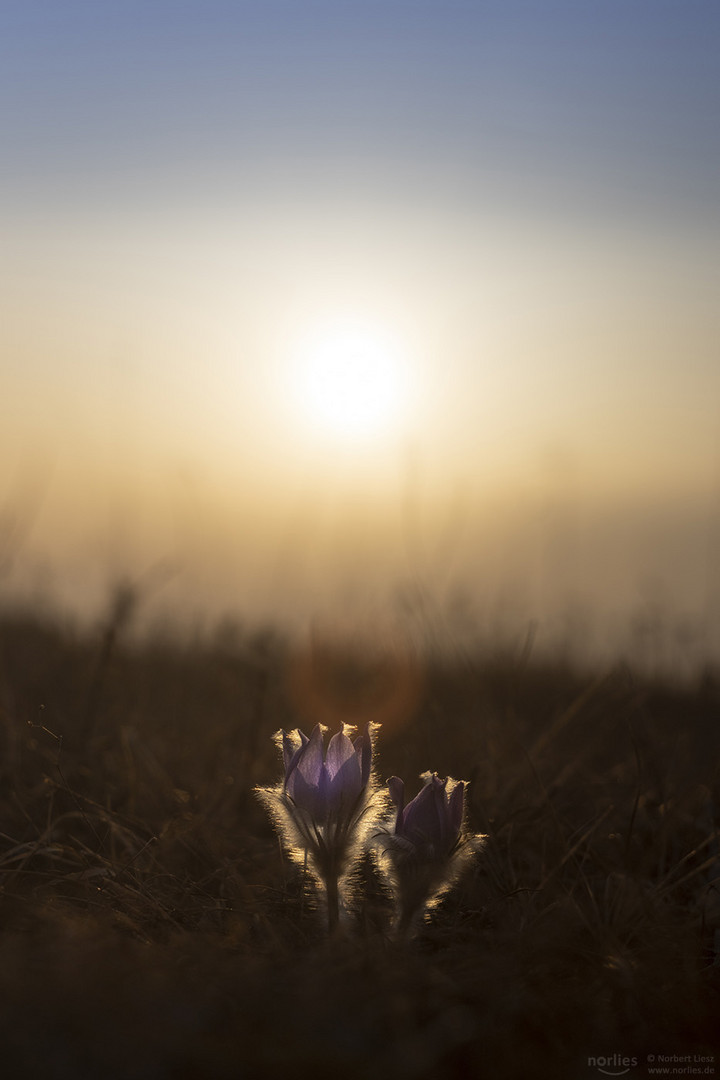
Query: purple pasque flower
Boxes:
[
  {"xmin": 282, "ymin": 723, "xmax": 372, "ymax": 827},
  {"xmin": 387, "ymin": 772, "xmax": 464, "ymax": 859},
  {"xmin": 377, "ymin": 771, "xmax": 484, "ymax": 935},
  {"xmin": 256, "ymin": 722, "xmax": 380, "ymax": 931}
]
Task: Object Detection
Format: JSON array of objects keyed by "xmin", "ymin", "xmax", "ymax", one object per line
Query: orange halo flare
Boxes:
[{"xmin": 284, "ymin": 620, "xmax": 425, "ymax": 737}]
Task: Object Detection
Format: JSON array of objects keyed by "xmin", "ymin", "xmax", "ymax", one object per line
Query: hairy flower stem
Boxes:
[
  {"xmin": 316, "ymin": 846, "xmax": 342, "ymax": 934},
  {"xmin": 325, "ymin": 869, "xmax": 340, "ymax": 934}
]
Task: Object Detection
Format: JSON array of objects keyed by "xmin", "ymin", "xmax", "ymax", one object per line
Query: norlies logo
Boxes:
[{"xmin": 588, "ymin": 1054, "xmax": 639, "ymax": 1076}]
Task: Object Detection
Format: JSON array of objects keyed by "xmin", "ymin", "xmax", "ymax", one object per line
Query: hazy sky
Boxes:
[{"xmin": 2, "ymin": 1, "xmax": 719, "ymax": 664}]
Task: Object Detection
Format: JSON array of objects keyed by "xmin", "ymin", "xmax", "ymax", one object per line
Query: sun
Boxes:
[{"xmin": 292, "ymin": 321, "xmax": 407, "ymax": 442}]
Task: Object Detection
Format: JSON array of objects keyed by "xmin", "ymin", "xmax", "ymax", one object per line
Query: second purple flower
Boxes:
[{"xmin": 376, "ymin": 771, "xmax": 485, "ymax": 935}]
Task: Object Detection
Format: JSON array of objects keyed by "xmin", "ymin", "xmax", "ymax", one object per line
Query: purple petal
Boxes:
[
  {"xmin": 402, "ymin": 774, "xmax": 448, "ymax": 849},
  {"xmin": 399, "ymin": 780, "xmax": 432, "ymax": 835},
  {"xmin": 282, "ymin": 729, "xmax": 308, "ymax": 778},
  {"xmin": 325, "ymin": 731, "xmax": 356, "ymax": 780},
  {"xmin": 432, "ymin": 777, "xmax": 454, "ymax": 848},
  {"xmin": 295, "ymin": 725, "xmax": 324, "ymax": 786},
  {"xmin": 328, "ymin": 750, "xmax": 362, "ymax": 815},
  {"xmin": 317, "ymin": 762, "xmax": 332, "ymax": 812},
  {"xmin": 285, "ymin": 726, "xmax": 325, "ymax": 814}
]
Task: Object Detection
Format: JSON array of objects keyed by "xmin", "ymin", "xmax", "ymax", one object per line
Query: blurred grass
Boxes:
[{"xmin": 0, "ymin": 604, "xmax": 718, "ymax": 1079}]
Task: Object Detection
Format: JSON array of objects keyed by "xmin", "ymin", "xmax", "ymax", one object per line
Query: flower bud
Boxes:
[
  {"xmin": 388, "ymin": 772, "xmax": 464, "ymax": 858},
  {"xmin": 377, "ymin": 771, "xmax": 484, "ymax": 936}
]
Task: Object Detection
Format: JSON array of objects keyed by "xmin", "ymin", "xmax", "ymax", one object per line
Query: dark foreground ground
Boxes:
[{"xmin": 0, "ymin": 609, "xmax": 718, "ymax": 1079}]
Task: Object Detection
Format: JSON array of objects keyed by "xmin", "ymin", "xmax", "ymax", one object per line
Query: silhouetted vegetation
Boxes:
[{"xmin": 0, "ymin": 605, "xmax": 718, "ymax": 1078}]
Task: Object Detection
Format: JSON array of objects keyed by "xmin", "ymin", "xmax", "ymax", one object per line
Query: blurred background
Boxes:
[{"xmin": 2, "ymin": 1, "xmax": 719, "ymax": 673}]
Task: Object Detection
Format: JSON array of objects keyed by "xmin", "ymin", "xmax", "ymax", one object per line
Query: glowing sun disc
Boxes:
[{"xmin": 295, "ymin": 323, "xmax": 406, "ymax": 440}]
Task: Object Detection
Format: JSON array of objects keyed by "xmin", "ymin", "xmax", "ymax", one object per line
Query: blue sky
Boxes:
[{"xmin": 2, "ymin": 0, "xmax": 718, "ymax": 216}]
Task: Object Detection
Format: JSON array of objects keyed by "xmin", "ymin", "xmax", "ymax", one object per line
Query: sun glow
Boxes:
[{"xmin": 292, "ymin": 321, "xmax": 408, "ymax": 442}]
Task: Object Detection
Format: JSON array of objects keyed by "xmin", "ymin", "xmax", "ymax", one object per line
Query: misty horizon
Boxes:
[{"xmin": 2, "ymin": 454, "xmax": 719, "ymax": 676}]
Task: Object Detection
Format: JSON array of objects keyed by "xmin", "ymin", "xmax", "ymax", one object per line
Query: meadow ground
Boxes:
[{"xmin": 0, "ymin": 607, "xmax": 718, "ymax": 1079}]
